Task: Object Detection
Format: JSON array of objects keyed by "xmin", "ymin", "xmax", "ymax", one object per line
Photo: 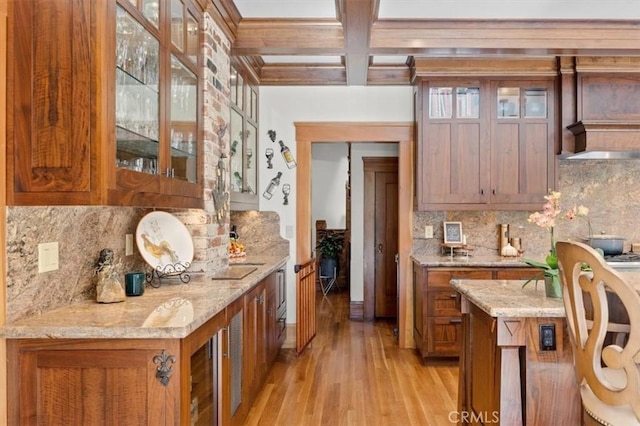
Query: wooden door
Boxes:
[
  {"xmin": 417, "ymin": 79, "xmax": 490, "ymax": 209},
  {"xmin": 490, "ymin": 79, "xmax": 554, "ymax": 206},
  {"xmin": 7, "ymin": 339, "xmax": 180, "ymax": 425},
  {"xmin": 8, "ymin": 0, "xmax": 93, "ymax": 205},
  {"xmin": 364, "ymin": 158, "xmax": 398, "ymax": 319}
]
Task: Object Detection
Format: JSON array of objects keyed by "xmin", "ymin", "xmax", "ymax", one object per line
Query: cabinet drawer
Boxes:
[
  {"xmin": 427, "ymin": 317, "xmax": 462, "ymax": 357},
  {"xmin": 427, "ymin": 291, "xmax": 461, "ymax": 317},
  {"xmin": 428, "ymin": 270, "xmax": 493, "ymax": 288},
  {"xmin": 495, "ymin": 267, "xmax": 538, "ymax": 280}
]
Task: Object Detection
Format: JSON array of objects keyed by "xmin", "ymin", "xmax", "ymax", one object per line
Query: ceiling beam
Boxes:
[
  {"xmin": 232, "ymin": 19, "xmax": 345, "ymax": 55},
  {"xmin": 342, "ymin": 0, "xmax": 377, "ymax": 85}
]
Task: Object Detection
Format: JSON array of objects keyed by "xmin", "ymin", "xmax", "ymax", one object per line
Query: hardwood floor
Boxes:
[{"xmin": 244, "ymin": 290, "xmax": 459, "ymax": 425}]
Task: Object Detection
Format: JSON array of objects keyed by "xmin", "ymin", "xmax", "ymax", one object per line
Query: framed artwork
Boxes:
[{"xmin": 443, "ymin": 222, "xmax": 463, "ymax": 244}]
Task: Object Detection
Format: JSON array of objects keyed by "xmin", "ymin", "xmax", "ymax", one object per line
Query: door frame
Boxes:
[{"xmin": 295, "ymin": 122, "xmax": 414, "ymax": 348}]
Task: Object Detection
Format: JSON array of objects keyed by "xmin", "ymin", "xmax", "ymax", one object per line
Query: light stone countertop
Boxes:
[
  {"xmin": 451, "ymin": 279, "xmax": 566, "ymax": 317},
  {"xmin": 411, "ymin": 253, "xmax": 532, "ymax": 268},
  {"xmin": 1, "ymin": 255, "xmax": 289, "ymax": 340},
  {"xmin": 451, "ymin": 270, "xmax": 640, "ymax": 318}
]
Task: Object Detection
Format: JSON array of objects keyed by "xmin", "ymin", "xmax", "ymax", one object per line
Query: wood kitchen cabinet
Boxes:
[
  {"xmin": 413, "ymin": 263, "xmax": 537, "ymax": 359},
  {"xmin": 230, "ymin": 66, "xmax": 260, "ymax": 210},
  {"xmin": 7, "ymin": 0, "xmax": 204, "ymax": 208},
  {"xmin": 415, "ymin": 75, "xmax": 556, "ymax": 211},
  {"xmin": 7, "ymin": 338, "xmax": 181, "ymax": 424},
  {"xmin": 244, "ymin": 278, "xmax": 268, "ymax": 404},
  {"xmin": 7, "ymin": 269, "xmax": 287, "ymax": 426}
]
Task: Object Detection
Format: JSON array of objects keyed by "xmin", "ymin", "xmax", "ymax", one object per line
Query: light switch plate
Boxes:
[
  {"xmin": 424, "ymin": 225, "xmax": 433, "ymax": 239},
  {"xmin": 285, "ymin": 225, "xmax": 294, "ymax": 239},
  {"xmin": 38, "ymin": 242, "xmax": 59, "ymax": 273},
  {"xmin": 125, "ymin": 234, "xmax": 134, "ymax": 256}
]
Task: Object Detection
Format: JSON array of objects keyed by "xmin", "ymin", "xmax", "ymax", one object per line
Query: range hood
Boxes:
[{"xmin": 564, "ymin": 121, "xmax": 640, "ymax": 159}]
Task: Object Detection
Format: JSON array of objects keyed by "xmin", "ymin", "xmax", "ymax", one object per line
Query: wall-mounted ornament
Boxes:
[
  {"xmin": 279, "ymin": 140, "xmax": 297, "ymax": 169},
  {"xmin": 265, "ymin": 147, "xmax": 274, "ymax": 169},
  {"xmin": 263, "ymin": 171, "xmax": 282, "ymax": 200},
  {"xmin": 268, "ymin": 129, "xmax": 276, "ymax": 143},
  {"xmin": 230, "ymin": 140, "xmax": 238, "ymax": 156},
  {"xmin": 282, "ymin": 183, "xmax": 291, "ymax": 205},
  {"xmin": 212, "ymin": 154, "xmax": 229, "ymax": 223}
]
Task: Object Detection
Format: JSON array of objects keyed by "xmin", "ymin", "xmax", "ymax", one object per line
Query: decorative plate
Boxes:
[{"xmin": 136, "ymin": 211, "xmax": 194, "ymax": 275}]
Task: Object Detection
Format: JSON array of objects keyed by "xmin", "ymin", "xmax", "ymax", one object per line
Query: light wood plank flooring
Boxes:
[{"xmin": 244, "ymin": 290, "xmax": 459, "ymax": 426}]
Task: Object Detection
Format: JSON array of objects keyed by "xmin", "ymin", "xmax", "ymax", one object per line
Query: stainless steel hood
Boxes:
[{"xmin": 564, "ymin": 121, "xmax": 640, "ymax": 159}]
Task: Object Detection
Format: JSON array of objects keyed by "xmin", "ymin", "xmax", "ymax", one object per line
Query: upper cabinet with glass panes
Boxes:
[
  {"xmin": 114, "ymin": 0, "xmax": 203, "ymax": 207},
  {"xmin": 497, "ymin": 87, "xmax": 548, "ymax": 119},
  {"xmin": 230, "ymin": 66, "xmax": 260, "ymax": 211},
  {"xmin": 428, "ymin": 86, "xmax": 480, "ymax": 119}
]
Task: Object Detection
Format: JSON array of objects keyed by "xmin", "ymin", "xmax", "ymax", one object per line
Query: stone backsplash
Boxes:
[
  {"xmin": 413, "ymin": 159, "xmax": 640, "ymax": 260},
  {"xmin": 230, "ymin": 211, "xmax": 289, "ymax": 257}
]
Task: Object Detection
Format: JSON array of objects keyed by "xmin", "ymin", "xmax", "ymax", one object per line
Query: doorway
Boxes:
[{"xmin": 294, "ymin": 122, "xmax": 414, "ymax": 349}]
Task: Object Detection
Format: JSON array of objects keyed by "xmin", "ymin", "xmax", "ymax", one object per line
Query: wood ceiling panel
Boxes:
[{"xmin": 222, "ymin": 0, "xmax": 640, "ymax": 86}]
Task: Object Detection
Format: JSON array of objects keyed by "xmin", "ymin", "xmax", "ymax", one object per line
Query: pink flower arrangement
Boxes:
[{"xmin": 523, "ymin": 190, "xmax": 589, "ymax": 289}]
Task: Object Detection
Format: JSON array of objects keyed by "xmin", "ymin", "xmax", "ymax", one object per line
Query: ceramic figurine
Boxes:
[{"xmin": 94, "ymin": 248, "xmax": 125, "ymax": 303}]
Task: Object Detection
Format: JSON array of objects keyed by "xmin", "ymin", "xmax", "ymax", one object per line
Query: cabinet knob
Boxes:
[
  {"xmin": 480, "ymin": 189, "xmax": 484, "ymax": 195},
  {"xmin": 450, "ymin": 293, "xmax": 457, "ymax": 299}
]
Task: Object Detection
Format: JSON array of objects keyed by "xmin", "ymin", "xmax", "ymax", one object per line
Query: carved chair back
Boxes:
[{"xmin": 556, "ymin": 240, "xmax": 640, "ymax": 424}]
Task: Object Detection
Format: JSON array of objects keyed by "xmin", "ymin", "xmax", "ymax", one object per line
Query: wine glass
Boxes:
[
  {"xmin": 265, "ymin": 148, "xmax": 274, "ymax": 168},
  {"xmin": 282, "ymin": 183, "xmax": 291, "ymax": 205}
]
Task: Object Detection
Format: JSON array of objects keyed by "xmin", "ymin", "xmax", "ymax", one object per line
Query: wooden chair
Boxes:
[{"xmin": 556, "ymin": 241, "xmax": 640, "ymax": 425}]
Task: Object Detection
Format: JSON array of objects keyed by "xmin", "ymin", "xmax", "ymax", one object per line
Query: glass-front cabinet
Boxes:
[
  {"xmin": 114, "ymin": 0, "xmax": 202, "ymax": 207},
  {"xmin": 6, "ymin": 0, "xmax": 203, "ymax": 207},
  {"xmin": 230, "ymin": 66, "xmax": 259, "ymax": 210}
]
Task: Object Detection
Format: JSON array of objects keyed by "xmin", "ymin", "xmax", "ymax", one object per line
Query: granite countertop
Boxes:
[
  {"xmin": 451, "ymin": 279, "xmax": 566, "ymax": 318},
  {"xmin": 411, "ymin": 253, "xmax": 533, "ymax": 268},
  {"xmin": 451, "ymin": 270, "xmax": 640, "ymax": 318},
  {"xmin": 1, "ymin": 254, "xmax": 289, "ymax": 340}
]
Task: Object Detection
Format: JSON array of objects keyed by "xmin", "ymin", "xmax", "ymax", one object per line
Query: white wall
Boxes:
[
  {"xmin": 258, "ymin": 86, "xmax": 413, "ymax": 322},
  {"xmin": 311, "ymin": 143, "xmax": 348, "ymax": 250}
]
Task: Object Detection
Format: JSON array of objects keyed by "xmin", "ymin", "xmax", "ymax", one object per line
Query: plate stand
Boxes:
[{"xmin": 146, "ymin": 262, "xmax": 192, "ymax": 287}]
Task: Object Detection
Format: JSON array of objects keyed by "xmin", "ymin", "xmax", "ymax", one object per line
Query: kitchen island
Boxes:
[
  {"xmin": 411, "ymin": 254, "xmax": 539, "ymax": 359},
  {"xmin": 1, "ymin": 254, "xmax": 288, "ymax": 425},
  {"xmin": 452, "ymin": 278, "xmax": 581, "ymax": 426}
]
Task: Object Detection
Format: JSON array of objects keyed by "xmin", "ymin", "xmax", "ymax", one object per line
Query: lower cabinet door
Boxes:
[
  {"xmin": 427, "ymin": 316, "xmax": 462, "ymax": 356},
  {"xmin": 7, "ymin": 339, "xmax": 180, "ymax": 425}
]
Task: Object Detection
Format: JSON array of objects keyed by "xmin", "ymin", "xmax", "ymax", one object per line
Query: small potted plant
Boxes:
[{"xmin": 316, "ymin": 233, "xmax": 344, "ymax": 278}]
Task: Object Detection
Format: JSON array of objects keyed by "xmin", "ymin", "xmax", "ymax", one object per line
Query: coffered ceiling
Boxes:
[{"xmin": 211, "ymin": 0, "xmax": 640, "ymax": 86}]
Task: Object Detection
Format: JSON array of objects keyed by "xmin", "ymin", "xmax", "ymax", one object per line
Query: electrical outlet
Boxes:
[
  {"xmin": 125, "ymin": 234, "xmax": 134, "ymax": 256},
  {"xmin": 539, "ymin": 324, "xmax": 556, "ymax": 351},
  {"xmin": 285, "ymin": 225, "xmax": 294, "ymax": 238},
  {"xmin": 424, "ymin": 225, "xmax": 433, "ymax": 239},
  {"xmin": 38, "ymin": 242, "xmax": 59, "ymax": 273}
]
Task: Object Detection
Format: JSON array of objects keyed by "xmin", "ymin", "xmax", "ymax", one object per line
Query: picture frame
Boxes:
[{"xmin": 443, "ymin": 222, "xmax": 463, "ymax": 244}]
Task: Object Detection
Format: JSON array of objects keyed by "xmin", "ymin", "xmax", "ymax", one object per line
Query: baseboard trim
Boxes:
[{"xmin": 350, "ymin": 301, "xmax": 364, "ymax": 321}]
